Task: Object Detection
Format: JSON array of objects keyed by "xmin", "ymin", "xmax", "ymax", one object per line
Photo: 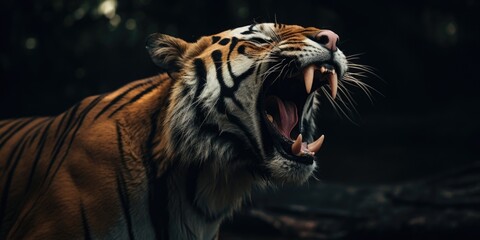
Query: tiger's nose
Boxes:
[{"xmin": 315, "ymin": 30, "xmax": 339, "ymax": 51}]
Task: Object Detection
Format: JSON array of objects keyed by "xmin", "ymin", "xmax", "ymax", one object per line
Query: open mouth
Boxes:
[{"xmin": 261, "ymin": 62, "xmax": 340, "ymax": 164}]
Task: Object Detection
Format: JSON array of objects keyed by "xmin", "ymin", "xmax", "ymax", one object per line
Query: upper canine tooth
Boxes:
[
  {"xmin": 291, "ymin": 134, "xmax": 303, "ymax": 155},
  {"xmin": 267, "ymin": 114, "xmax": 274, "ymax": 123},
  {"xmin": 303, "ymin": 65, "xmax": 314, "ymax": 94},
  {"xmin": 307, "ymin": 135, "xmax": 325, "ymax": 153},
  {"xmin": 320, "ymin": 66, "xmax": 326, "ymax": 74},
  {"xmin": 329, "ymin": 72, "xmax": 338, "ymax": 100}
]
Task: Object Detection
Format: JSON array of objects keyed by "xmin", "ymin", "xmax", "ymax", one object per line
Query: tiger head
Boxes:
[{"xmin": 147, "ymin": 23, "xmax": 349, "ymax": 185}]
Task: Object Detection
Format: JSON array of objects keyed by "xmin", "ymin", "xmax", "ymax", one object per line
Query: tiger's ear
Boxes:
[{"xmin": 146, "ymin": 33, "xmax": 189, "ymax": 72}]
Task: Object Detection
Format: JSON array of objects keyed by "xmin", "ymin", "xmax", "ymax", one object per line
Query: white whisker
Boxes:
[{"xmin": 321, "ymin": 87, "xmax": 358, "ymax": 125}]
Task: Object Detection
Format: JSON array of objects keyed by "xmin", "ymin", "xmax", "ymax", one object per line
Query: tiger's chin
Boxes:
[{"xmin": 265, "ymin": 153, "xmax": 317, "ymax": 184}]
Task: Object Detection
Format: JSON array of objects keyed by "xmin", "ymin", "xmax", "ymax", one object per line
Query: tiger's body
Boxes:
[
  {"xmin": 0, "ymin": 75, "xmax": 172, "ymax": 239},
  {"xmin": 0, "ymin": 23, "xmax": 361, "ymax": 239}
]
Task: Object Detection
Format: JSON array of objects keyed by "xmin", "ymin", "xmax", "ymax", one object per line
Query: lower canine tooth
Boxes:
[
  {"xmin": 291, "ymin": 134, "xmax": 302, "ymax": 155},
  {"xmin": 307, "ymin": 135, "xmax": 325, "ymax": 153},
  {"xmin": 320, "ymin": 66, "xmax": 326, "ymax": 73}
]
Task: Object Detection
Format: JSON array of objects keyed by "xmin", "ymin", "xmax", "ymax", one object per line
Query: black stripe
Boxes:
[
  {"xmin": 194, "ymin": 97, "xmax": 248, "ymax": 150},
  {"xmin": 115, "ymin": 123, "xmax": 129, "ymax": 175},
  {"xmin": 6, "ymin": 119, "xmax": 54, "ymax": 237},
  {"xmin": 53, "ymin": 111, "xmax": 69, "ymax": 138},
  {"xmin": 211, "ymin": 36, "xmax": 221, "ymax": 44},
  {"xmin": 116, "ymin": 173, "xmax": 135, "ymax": 240},
  {"xmin": 0, "ymin": 118, "xmax": 36, "ymax": 147},
  {"xmin": 27, "ymin": 121, "xmax": 45, "ymax": 148},
  {"xmin": 237, "ymin": 45, "xmax": 246, "ymax": 55},
  {"xmin": 0, "ymin": 134, "xmax": 31, "ymax": 231},
  {"xmin": 145, "ymin": 107, "xmax": 161, "ymax": 162},
  {"xmin": 143, "ymin": 105, "xmax": 168, "ymax": 239},
  {"xmin": 25, "ymin": 119, "xmax": 54, "ymax": 192},
  {"xmin": 116, "ymin": 120, "xmax": 144, "ymax": 240},
  {"xmin": 0, "ymin": 119, "xmax": 24, "ymax": 140},
  {"xmin": 193, "ymin": 58, "xmax": 207, "ymax": 100},
  {"xmin": 16, "ymin": 97, "xmax": 106, "ymax": 237},
  {"xmin": 147, "ymin": 82, "xmax": 172, "ymax": 161},
  {"xmin": 218, "ymin": 38, "xmax": 230, "ymax": 46},
  {"xmin": 211, "ymin": 50, "xmax": 223, "ymax": 62},
  {"xmin": 226, "ymin": 38, "xmax": 256, "ymax": 82},
  {"xmin": 225, "ymin": 111, "xmax": 263, "ymax": 161},
  {"xmin": 247, "ymin": 37, "xmax": 271, "ymax": 45},
  {"xmin": 211, "ymin": 50, "xmax": 228, "ymax": 112},
  {"xmin": 209, "ymin": 39, "xmax": 264, "ymax": 162},
  {"xmin": 211, "ymin": 50, "xmax": 246, "ymax": 111},
  {"xmin": 191, "ymin": 103, "xmax": 246, "ymax": 152},
  {"xmin": 231, "ymin": 64, "xmax": 255, "ymax": 82},
  {"xmin": 49, "ymin": 103, "xmax": 80, "ymax": 157},
  {"xmin": 80, "ymin": 202, "xmax": 93, "ymax": 240},
  {"xmin": 228, "ymin": 37, "xmax": 239, "ymax": 57},
  {"xmin": 94, "ymin": 80, "xmax": 153, "ymax": 120},
  {"xmin": 45, "ymin": 96, "xmax": 104, "ymax": 187},
  {"xmin": 240, "ymin": 30, "xmax": 254, "ymax": 35},
  {"xmin": 46, "ymin": 103, "xmax": 81, "ymax": 175},
  {"xmin": 240, "ymin": 24, "xmax": 257, "ymax": 35},
  {"xmin": 3, "ymin": 119, "xmax": 47, "ymax": 170},
  {"xmin": 0, "ymin": 120, "xmax": 12, "ymax": 129},
  {"xmin": 2, "ymin": 137, "xmax": 26, "ymax": 173},
  {"xmin": 17, "ymin": 96, "xmax": 103, "ymax": 237},
  {"xmin": 108, "ymin": 82, "xmax": 162, "ymax": 118},
  {"xmin": 42, "ymin": 95, "xmax": 104, "ymax": 198}
]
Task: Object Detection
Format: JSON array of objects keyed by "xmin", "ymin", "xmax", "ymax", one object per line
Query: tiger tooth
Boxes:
[
  {"xmin": 291, "ymin": 134, "xmax": 302, "ymax": 155},
  {"xmin": 267, "ymin": 114, "xmax": 274, "ymax": 123},
  {"xmin": 307, "ymin": 135, "xmax": 325, "ymax": 153},
  {"xmin": 303, "ymin": 65, "xmax": 314, "ymax": 94},
  {"xmin": 320, "ymin": 66, "xmax": 326, "ymax": 73},
  {"xmin": 329, "ymin": 72, "xmax": 338, "ymax": 100}
]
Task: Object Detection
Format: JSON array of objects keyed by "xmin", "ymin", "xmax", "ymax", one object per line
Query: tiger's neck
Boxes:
[{"xmin": 122, "ymin": 74, "xmax": 256, "ymax": 238}]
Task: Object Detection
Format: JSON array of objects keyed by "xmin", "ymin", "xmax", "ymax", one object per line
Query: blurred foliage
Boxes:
[{"xmin": 0, "ymin": 0, "xmax": 479, "ymax": 182}]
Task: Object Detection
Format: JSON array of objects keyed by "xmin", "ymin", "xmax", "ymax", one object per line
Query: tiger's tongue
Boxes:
[{"xmin": 269, "ymin": 96, "xmax": 298, "ymax": 139}]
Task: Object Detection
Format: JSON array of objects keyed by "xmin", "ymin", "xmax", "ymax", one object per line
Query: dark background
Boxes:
[
  {"xmin": 1, "ymin": 0, "xmax": 479, "ymax": 237},
  {"xmin": 2, "ymin": 0, "xmax": 478, "ymax": 183},
  {"xmin": 0, "ymin": 0, "xmax": 480, "ymax": 239}
]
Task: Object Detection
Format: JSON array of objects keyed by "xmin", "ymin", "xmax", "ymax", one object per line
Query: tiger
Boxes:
[{"xmin": 0, "ymin": 23, "xmax": 362, "ymax": 239}]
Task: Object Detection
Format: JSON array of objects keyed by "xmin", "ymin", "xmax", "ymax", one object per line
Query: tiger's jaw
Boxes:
[{"xmin": 260, "ymin": 61, "xmax": 343, "ymax": 183}]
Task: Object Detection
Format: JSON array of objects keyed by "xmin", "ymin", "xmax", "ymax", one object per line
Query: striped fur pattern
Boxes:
[{"xmin": 0, "ymin": 23, "xmax": 351, "ymax": 239}]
